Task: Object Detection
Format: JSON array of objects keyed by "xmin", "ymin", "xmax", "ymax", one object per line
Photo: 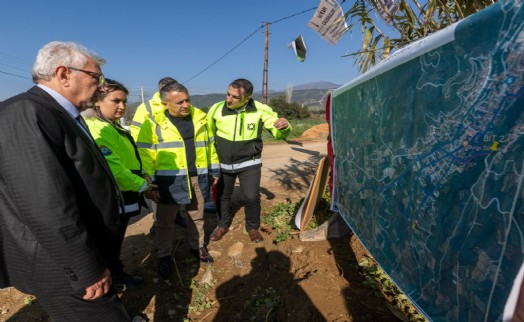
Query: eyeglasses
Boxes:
[{"xmin": 68, "ymin": 67, "xmax": 106, "ymax": 87}]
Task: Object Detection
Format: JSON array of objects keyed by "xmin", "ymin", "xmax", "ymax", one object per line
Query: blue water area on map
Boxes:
[{"xmin": 331, "ymin": 1, "xmax": 523, "ymax": 321}]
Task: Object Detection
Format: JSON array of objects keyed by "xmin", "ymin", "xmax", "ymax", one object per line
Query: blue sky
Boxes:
[{"xmin": 0, "ymin": 0, "xmax": 363, "ymax": 102}]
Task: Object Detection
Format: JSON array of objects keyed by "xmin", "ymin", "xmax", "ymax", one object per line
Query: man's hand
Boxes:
[
  {"xmin": 145, "ymin": 189, "xmax": 160, "ymax": 202},
  {"xmin": 143, "ymin": 175, "xmax": 153, "ymax": 184},
  {"xmin": 273, "ymin": 117, "xmax": 289, "ymax": 130},
  {"xmin": 83, "ymin": 269, "xmax": 111, "ymax": 300},
  {"xmin": 145, "ymin": 183, "xmax": 158, "ymax": 192}
]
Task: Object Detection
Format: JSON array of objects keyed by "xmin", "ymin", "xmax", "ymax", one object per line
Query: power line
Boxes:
[
  {"xmin": 0, "ymin": 70, "xmax": 31, "ymax": 80},
  {"xmin": 183, "ymin": 6, "xmax": 317, "ymax": 85},
  {"xmin": 261, "ymin": 7, "xmax": 317, "ymax": 102},
  {"xmin": 1, "ymin": 7, "xmax": 319, "ymax": 86},
  {"xmin": 269, "ymin": 7, "xmax": 316, "ymax": 24},
  {"xmin": 0, "ymin": 62, "xmax": 31, "ymax": 73},
  {"xmin": 0, "ymin": 51, "xmax": 32, "ymax": 65},
  {"xmin": 182, "ymin": 26, "xmax": 264, "ymax": 84}
]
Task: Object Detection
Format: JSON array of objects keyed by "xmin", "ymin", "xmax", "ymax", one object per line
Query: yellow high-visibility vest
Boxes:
[{"xmin": 137, "ymin": 107, "xmax": 220, "ymax": 204}]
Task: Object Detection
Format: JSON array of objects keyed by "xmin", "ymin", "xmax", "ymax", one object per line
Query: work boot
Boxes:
[
  {"xmin": 248, "ymin": 229, "xmax": 263, "ymax": 243},
  {"xmin": 210, "ymin": 226, "xmax": 227, "ymax": 241},
  {"xmin": 191, "ymin": 246, "xmax": 213, "ymax": 263}
]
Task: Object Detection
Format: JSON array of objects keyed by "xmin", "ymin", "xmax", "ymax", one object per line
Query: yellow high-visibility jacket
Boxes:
[
  {"xmin": 130, "ymin": 92, "xmax": 164, "ymax": 141},
  {"xmin": 84, "ymin": 111, "xmax": 147, "ymax": 214},
  {"xmin": 137, "ymin": 107, "xmax": 220, "ymax": 204},
  {"xmin": 207, "ymin": 98, "xmax": 291, "ymax": 173}
]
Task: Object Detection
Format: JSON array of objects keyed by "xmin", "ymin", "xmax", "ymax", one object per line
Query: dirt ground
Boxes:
[{"xmin": 0, "ymin": 125, "xmax": 404, "ymax": 322}]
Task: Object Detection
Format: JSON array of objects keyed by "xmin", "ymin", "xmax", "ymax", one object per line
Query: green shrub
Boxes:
[{"xmin": 269, "ymin": 95, "xmax": 310, "ymax": 120}]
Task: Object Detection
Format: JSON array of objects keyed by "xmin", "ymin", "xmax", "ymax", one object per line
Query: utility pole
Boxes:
[
  {"xmin": 140, "ymin": 86, "xmax": 145, "ymax": 103},
  {"xmin": 261, "ymin": 22, "xmax": 270, "ymax": 104}
]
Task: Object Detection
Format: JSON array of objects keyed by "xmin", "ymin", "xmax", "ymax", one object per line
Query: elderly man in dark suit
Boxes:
[{"xmin": 0, "ymin": 41, "xmax": 131, "ymax": 321}]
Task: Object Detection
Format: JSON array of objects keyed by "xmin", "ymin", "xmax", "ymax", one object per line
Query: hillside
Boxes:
[
  {"xmin": 127, "ymin": 81, "xmax": 341, "ymax": 112},
  {"xmin": 189, "ymin": 88, "xmax": 335, "ymax": 110}
]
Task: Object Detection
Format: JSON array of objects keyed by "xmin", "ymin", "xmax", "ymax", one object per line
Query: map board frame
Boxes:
[{"xmin": 330, "ymin": 1, "xmax": 524, "ymax": 320}]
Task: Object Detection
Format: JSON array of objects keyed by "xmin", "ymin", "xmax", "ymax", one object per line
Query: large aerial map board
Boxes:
[{"xmin": 331, "ymin": 1, "xmax": 523, "ymax": 321}]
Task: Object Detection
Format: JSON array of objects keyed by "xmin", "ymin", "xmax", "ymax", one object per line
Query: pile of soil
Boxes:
[{"xmin": 301, "ymin": 123, "xmax": 329, "ymax": 140}]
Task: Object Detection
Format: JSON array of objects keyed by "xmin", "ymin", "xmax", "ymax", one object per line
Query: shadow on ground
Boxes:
[
  {"xmin": 213, "ymin": 247, "xmax": 325, "ymax": 322},
  {"xmin": 266, "ymin": 147, "xmax": 323, "ymax": 196}
]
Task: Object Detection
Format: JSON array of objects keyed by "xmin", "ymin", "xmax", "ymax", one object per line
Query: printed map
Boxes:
[{"xmin": 331, "ymin": 1, "xmax": 524, "ymax": 320}]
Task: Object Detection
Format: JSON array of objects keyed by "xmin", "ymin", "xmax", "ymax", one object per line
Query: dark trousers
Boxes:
[
  {"xmin": 39, "ymin": 287, "xmax": 130, "ymax": 322},
  {"xmin": 156, "ymin": 176, "xmax": 205, "ymax": 256},
  {"xmin": 112, "ymin": 211, "xmax": 138, "ymax": 274},
  {"xmin": 217, "ymin": 167, "xmax": 261, "ymax": 230},
  {"xmin": 91, "ymin": 217, "xmax": 127, "ymax": 277}
]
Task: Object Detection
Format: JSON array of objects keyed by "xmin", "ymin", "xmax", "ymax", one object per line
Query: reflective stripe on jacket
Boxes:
[
  {"xmin": 84, "ymin": 113, "xmax": 147, "ymax": 214},
  {"xmin": 137, "ymin": 107, "xmax": 220, "ymax": 204},
  {"xmin": 207, "ymin": 99, "xmax": 291, "ymax": 173}
]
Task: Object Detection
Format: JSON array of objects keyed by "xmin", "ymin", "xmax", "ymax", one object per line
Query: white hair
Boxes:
[{"xmin": 32, "ymin": 41, "xmax": 106, "ymax": 83}]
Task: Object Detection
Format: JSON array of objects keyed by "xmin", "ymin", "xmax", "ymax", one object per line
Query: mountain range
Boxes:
[
  {"xmin": 191, "ymin": 81, "xmax": 341, "ymax": 109},
  {"xmin": 127, "ymin": 81, "xmax": 341, "ymax": 112}
]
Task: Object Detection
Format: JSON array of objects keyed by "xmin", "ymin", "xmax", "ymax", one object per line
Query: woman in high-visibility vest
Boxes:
[{"xmin": 83, "ymin": 79, "xmax": 156, "ymax": 292}]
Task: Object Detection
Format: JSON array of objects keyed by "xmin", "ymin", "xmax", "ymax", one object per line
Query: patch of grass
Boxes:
[
  {"xmin": 261, "ymin": 190, "xmax": 333, "ymax": 243},
  {"xmin": 359, "ymin": 256, "xmax": 427, "ymax": 321},
  {"xmin": 242, "ymin": 286, "xmax": 282, "ymax": 320},
  {"xmin": 23, "ymin": 296, "xmax": 35, "ymax": 305},
  {"xmin": 188, "ymin": 279, "xmax": 213, "ymax": 313},
  {"xmin": 261, "ymin": 201, "xmax": 299, "ymax": 244},
  {"xmin": 262, "ymin": 193, "xmax": 426, "ymax": 322}
]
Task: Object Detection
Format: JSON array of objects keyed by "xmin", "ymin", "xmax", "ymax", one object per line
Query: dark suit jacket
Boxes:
[{"xmin": 0, "ymin": 86, "xmax": 124, "ymax": 296}]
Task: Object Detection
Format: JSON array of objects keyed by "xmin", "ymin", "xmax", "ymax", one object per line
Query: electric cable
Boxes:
[
  {"xmin": 182, "ymin": 26, "xmax": 263, "ymax": 84},
  {"xmin": 0, "ymin": 7, "xmax": 320, "ymax": 88},
  {"xmin": 0, "ymin": 70, "xmax": 31, "ymax": 80},
  {"xmin": 182, "ymin": 6, "xmax": 317, "ymax": 85},
  {"xmin": 270, "ymin": 7, "xmax": 316, "ymax": 24},
  {"xmin": 0, "ymin": 62, "xmax": 30, "ymax": 73}
]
